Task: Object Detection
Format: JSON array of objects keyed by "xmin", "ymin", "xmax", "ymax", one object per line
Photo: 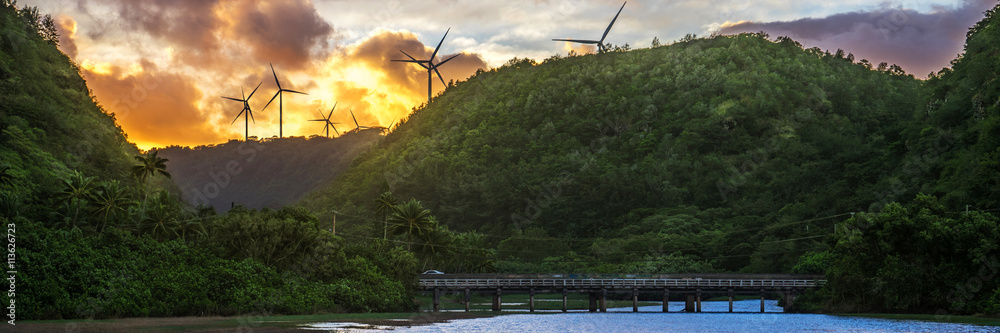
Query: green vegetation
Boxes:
[
  {"xmin": 304, "ymin": 28, "xmax": 922, "ymax": 275},
  {"xmin": 1, "ymin": 1, "xmax": 415, "ymax": 320},
  {"xmin": 301, "ymin": 1, "xmax": 1000, "ymax": 317}
]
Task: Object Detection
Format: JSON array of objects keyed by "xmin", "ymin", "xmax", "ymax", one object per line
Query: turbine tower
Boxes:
[
  {"xmin": 552, "ymin": 2, "xmax": 626, "ymax": 53},
  {"xmin": 262, "ymin": 63, "xmax": 307, "ymax": 138},
  {"xmin": 222, "ymin": 82, "xmax": 263, "ymax": 141},
  {"xmin": 310, "ymin": 102, "xmax": 341, "ymax": 138},
  {"xmin": 391, "ymin": 28, "xmax": 461, "ymax": 105}
]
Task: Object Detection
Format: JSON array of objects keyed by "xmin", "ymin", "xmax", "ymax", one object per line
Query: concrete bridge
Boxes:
[{"xmin": 419, "ymin": 274, "xmax": 826, "ymax": 313}]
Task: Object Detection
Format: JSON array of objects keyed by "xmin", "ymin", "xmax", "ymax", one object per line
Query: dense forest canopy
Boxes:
[
  {"xmin": 1, "ymin": 1, "xmax": 416, "ymax": 320},
  {"xmin": 303, "ymin": 30, "xmax": 925, "ymax": 273},
  {"xmin": 3, "ymin": 0, "xmax": 999, "ymax": 318}
]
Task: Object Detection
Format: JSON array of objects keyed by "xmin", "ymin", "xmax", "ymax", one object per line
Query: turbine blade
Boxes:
[
  {"xmin": 430, "ymin": 27, "xmax": 450, "ymax": 62},
  {"xmin": 262, "ymin": 91, "xmax": 280, "ymax": 111},
  {"xmin": 350, "ymin": 110, "xmax": 360, "ymax": 128},
  {"xmin": 601, "ymin": 2, "xmax": 627, "ymax": 43},
  {"xmin": 222, "ymin": 97, "xmax": 244, "ymax": 102},
  {"xmin": 553, "ymin": 39, "xmax": 600, "ymax": 44},
  {"xmin": 248, "ymin": 109, "xmax": 255, "ymax": 124},
  {"xmin": 247, "ymin": 81, "xmax": 263, "ymax": 100},
  {"xmin": 284, "ymin": 89, "xmax": 307, "ymax": 95},
  {"xmin": 309, "ymin": 119, "xmax": 326, "ymax": 122},
  {"xmin": 270, "ymin": 63, "xmax": 281, "ymax": 90},
  {"xmin": 434, "ymin": 67, "xmax": 447, "ymax": 87},
  {"xmin": 436, "ymin": 54, "xmax": 460, "ymax": 66},
  {"xmin": 328, "ymin": 102, "xmax": 337, "ymax": 119},
  {"xmin": 331, "ymin": 123, "xmax": 340, "ymax": 135},
  {"xmin": 231, "ymin": 110, "xmax": 245, "ymax": 125}
]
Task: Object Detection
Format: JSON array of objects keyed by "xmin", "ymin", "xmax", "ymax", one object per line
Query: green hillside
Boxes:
[
  {"xmin": 304, "ymin": 32, "xmax": 922, "ymax": 272},
  {"xmin": 0, "ymin": 2, "xmax": 140, "ymax": 215},
  {"xmin": 158, "ymin": 130, "xmax": 383, "ymax": 212},
  {"xmin": 2, "ymin": 2, "xmax": 414, "ymax": 320}
]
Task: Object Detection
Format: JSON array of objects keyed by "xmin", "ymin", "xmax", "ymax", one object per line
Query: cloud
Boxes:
[
  {"xmin": 228, "ymin": 0, "xmax": 335, "ymax": 70},
  {"xmin": 80, "ymin": 60, "xmax": 227, "ymax": 148},
  {"xmin": 56, "ymin": 15, "xmax": 78, "ymax": 59},
  {"xmin": 719, "ymin": 0, "xmax": 997, "ymax": 77},
  {"xmin": 307, "ymin": 29, "xmax": 489, "ymax": 132}
]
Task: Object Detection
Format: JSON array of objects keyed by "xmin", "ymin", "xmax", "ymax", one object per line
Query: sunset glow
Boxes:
[{"xmin": 24, "ymin": 0, "xmax": 990, "ymax": 150}]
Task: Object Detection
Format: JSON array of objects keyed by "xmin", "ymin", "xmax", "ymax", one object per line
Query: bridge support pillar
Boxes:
[
  {"xmin": 562, "ymin": 289, "xmax": 568, "ymax": 312},
  {"xmin": 589, "ymin": 292, "xmax": 597, "ymax": 312},
  {"xmin": 529, "ymin": 288, "xmax": 535, "ymax": 312},
  {"xmin": 662, "ymin": 288, "xmax": 669, "ymax": 312},
  {"xmin": 696, "ymin": 289, "xmax": 702, "ymax": 313},
  {"xmin": 600, "ymin": 288, "xmax": 607, "ymax": 312},
  {"xmin": 685, "ymin": 294, "xmax": 695, "ymax": 312},
  {"xmin": 783, "ymin": 291, "xmax": 796, "ymax": 312},
  {"xmin": 760, "ymin": 289, "xmax": 766, "ymax": 313},
  {"xmin": 432, "ymin": 288, "xmax": 440, "ymax": 312},
  {"xmin": 632, "ymin": 288, "xmax": 639, "ymax": 312},
  {"xmin": 728, "ymin": 289, "xmax": 734, "ymax": 313},
  {"xmin": 493, "ymin": 288, "xmax": 502, "ymax": 312},
  {"xmin": 464, "ymin": 288, "xmax": 470, "ymax": 312}
]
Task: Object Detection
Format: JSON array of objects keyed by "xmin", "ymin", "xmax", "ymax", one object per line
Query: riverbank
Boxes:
[{"xmin": 16, "ymin": 312, "xmax": 501, "ymax": 332}]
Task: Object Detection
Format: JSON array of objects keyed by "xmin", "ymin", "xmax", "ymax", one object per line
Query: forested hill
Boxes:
[
  {"xmin": 158, "ymin": 131, "xmax": 383, "ymax": 212},
  {"xmin": 302, "ymin": 32, "xmax": 925, "ymax": 272},
  {"xmin": 0, "ymin": 3, "xmax": 141, "ymax": 214}
]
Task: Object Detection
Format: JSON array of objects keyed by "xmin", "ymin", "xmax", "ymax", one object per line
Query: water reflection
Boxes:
[{"xmin": 303, "ymin": 300, "xmax": 998, "ymax": 332}]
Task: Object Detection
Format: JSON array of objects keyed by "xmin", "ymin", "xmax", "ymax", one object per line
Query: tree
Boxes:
[
  {"xmin": 0, "ymin": 165, "xmax": 15, "ymax": 188},
  {"xmin": 137, "ymin": 191, "xmax": 179, "ymax": 241},
  {"xmin": 91, "ymin": 180, "xmax": 134, "ymax": 232},
  {"xmin": 387, "ymin": 199, "xmax": 434, "ymax": 248},
  {"xmin": 132, "ymin": 150, "xmax": 171, "ymax": 185},
  {"xmin": 374, "ymin": 191, "xmax": 398, "ymax": 239},
  {"xmin": 54, "ymin": 170, "xmax": 97, "ymax": 228}
]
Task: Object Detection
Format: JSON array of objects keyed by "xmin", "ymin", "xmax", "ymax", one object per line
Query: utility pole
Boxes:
[{"xmin": 332, "ymin": 213, "xmax": 336, "ymax": 236}]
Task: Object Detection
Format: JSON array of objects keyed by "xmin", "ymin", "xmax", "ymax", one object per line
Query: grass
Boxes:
[{"xmin": 835, "ymin": 313, "xmax": 1000, "ymax": 327}]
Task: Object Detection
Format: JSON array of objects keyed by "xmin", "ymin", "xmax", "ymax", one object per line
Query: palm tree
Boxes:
[
  {"xmin": 387, "ymin": 199, "xmax": 434, "ymax": 249},
  {"xmin": 0, "ymin": 165, "xmax": 15, "ymax": 188},
  {"xmin": 132, "ymin": 150, "xmax": 171, "ymax": 211},
  {"xmin": 91, "ymin": 180, "xmax": 135, "ymax": 232},
  {"xmin": 137, "ymin": 191, "xmax": 179, "ymax": 241},
  {"xmin": 132, "ymin": 150, "xmax": 171, "ymax": 184},
  {"xmin": 55, "ymin": 170, "xmax": 97, "ymax": 228},
  {"xmin": 374, "ymin": 191, "xmax": 398, "ymax": 239},
  {"xmin": 414, "ymin": 220, "xmax": 454, "ymax": 270}
]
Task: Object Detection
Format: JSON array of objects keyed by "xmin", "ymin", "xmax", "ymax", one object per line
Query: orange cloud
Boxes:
[
  {"xmin": 81, "ymin": 60, "xmax": 227, "ymax": 149},
  {"xmin": 56, "ymin": 15, "xmax": 78, "ymax": 59}
]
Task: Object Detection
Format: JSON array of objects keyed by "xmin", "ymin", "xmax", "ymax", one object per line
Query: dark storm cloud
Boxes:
[{"xmin": 719, "ymin": 0, "xmax": 996, "ymax": 77}]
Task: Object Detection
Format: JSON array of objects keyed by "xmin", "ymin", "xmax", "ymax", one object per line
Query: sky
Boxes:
[{"xmin": 20, "ymin": 0, "xmax": 996, "ymax": 150}]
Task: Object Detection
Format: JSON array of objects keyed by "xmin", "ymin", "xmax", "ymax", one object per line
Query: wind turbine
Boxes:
[
  {"xmin": 262, "ymin": 63, "xmax": 307, "ymax": 138},
  {"xmin": 349, "ymin": 110, "xmax": 373, "ymax": 133},
  {"xmin": 391, "ymin": 28, "xmax": 461, "ymax": 105},
  {"xmin": 552, "ymin": 2, "xmax": 626, "ymax": 53},
  {"xmin": 222, "ymin": 82, "xmax": 263, "ymax": 141},
  {"xmin": 310, "ymin": 103, "xmax": 340, "ymax": 138}
]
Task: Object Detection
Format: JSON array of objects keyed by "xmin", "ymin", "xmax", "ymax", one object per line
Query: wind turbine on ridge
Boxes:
[
  {"xmin": 349, "ymin": 110, "xmax": 373, "ymax": 133},
  {"xmin": 222, "ymin": 82, "xmax": 263, "ymax": 141},
  {"xmin": 552, "ymin": 2, "xmax": 627, "ymax": 53},
  {"xmin": 310, "ymin": 102, "xmax": 341, "ymax": 138},
  {"xmin": 262, "ymin": 63, "xmax": 307, "ymax": 138},
  {"xmin": 391, "ymin": 28, "xmax": 461, "ymax": 105}
]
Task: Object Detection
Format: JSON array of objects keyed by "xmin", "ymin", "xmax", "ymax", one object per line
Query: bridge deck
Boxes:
[{"xmin": 420, "ymin": 275, "xmax": 825, "ymax": 292}]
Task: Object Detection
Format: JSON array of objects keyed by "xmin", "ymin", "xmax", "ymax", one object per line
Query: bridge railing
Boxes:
[{"xmin": 420, "ymin": 278, "xmax": 826, "ymax": 289}]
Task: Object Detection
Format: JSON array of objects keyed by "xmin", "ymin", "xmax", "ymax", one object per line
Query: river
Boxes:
[{"xmin": 303, "ymin": 300, "xmax": 998, "ymax": 332}]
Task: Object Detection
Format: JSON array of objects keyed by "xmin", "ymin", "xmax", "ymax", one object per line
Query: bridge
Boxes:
[{"xmin": 419, "ymin": 274, "xmax": 826, "ymax": 313}]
